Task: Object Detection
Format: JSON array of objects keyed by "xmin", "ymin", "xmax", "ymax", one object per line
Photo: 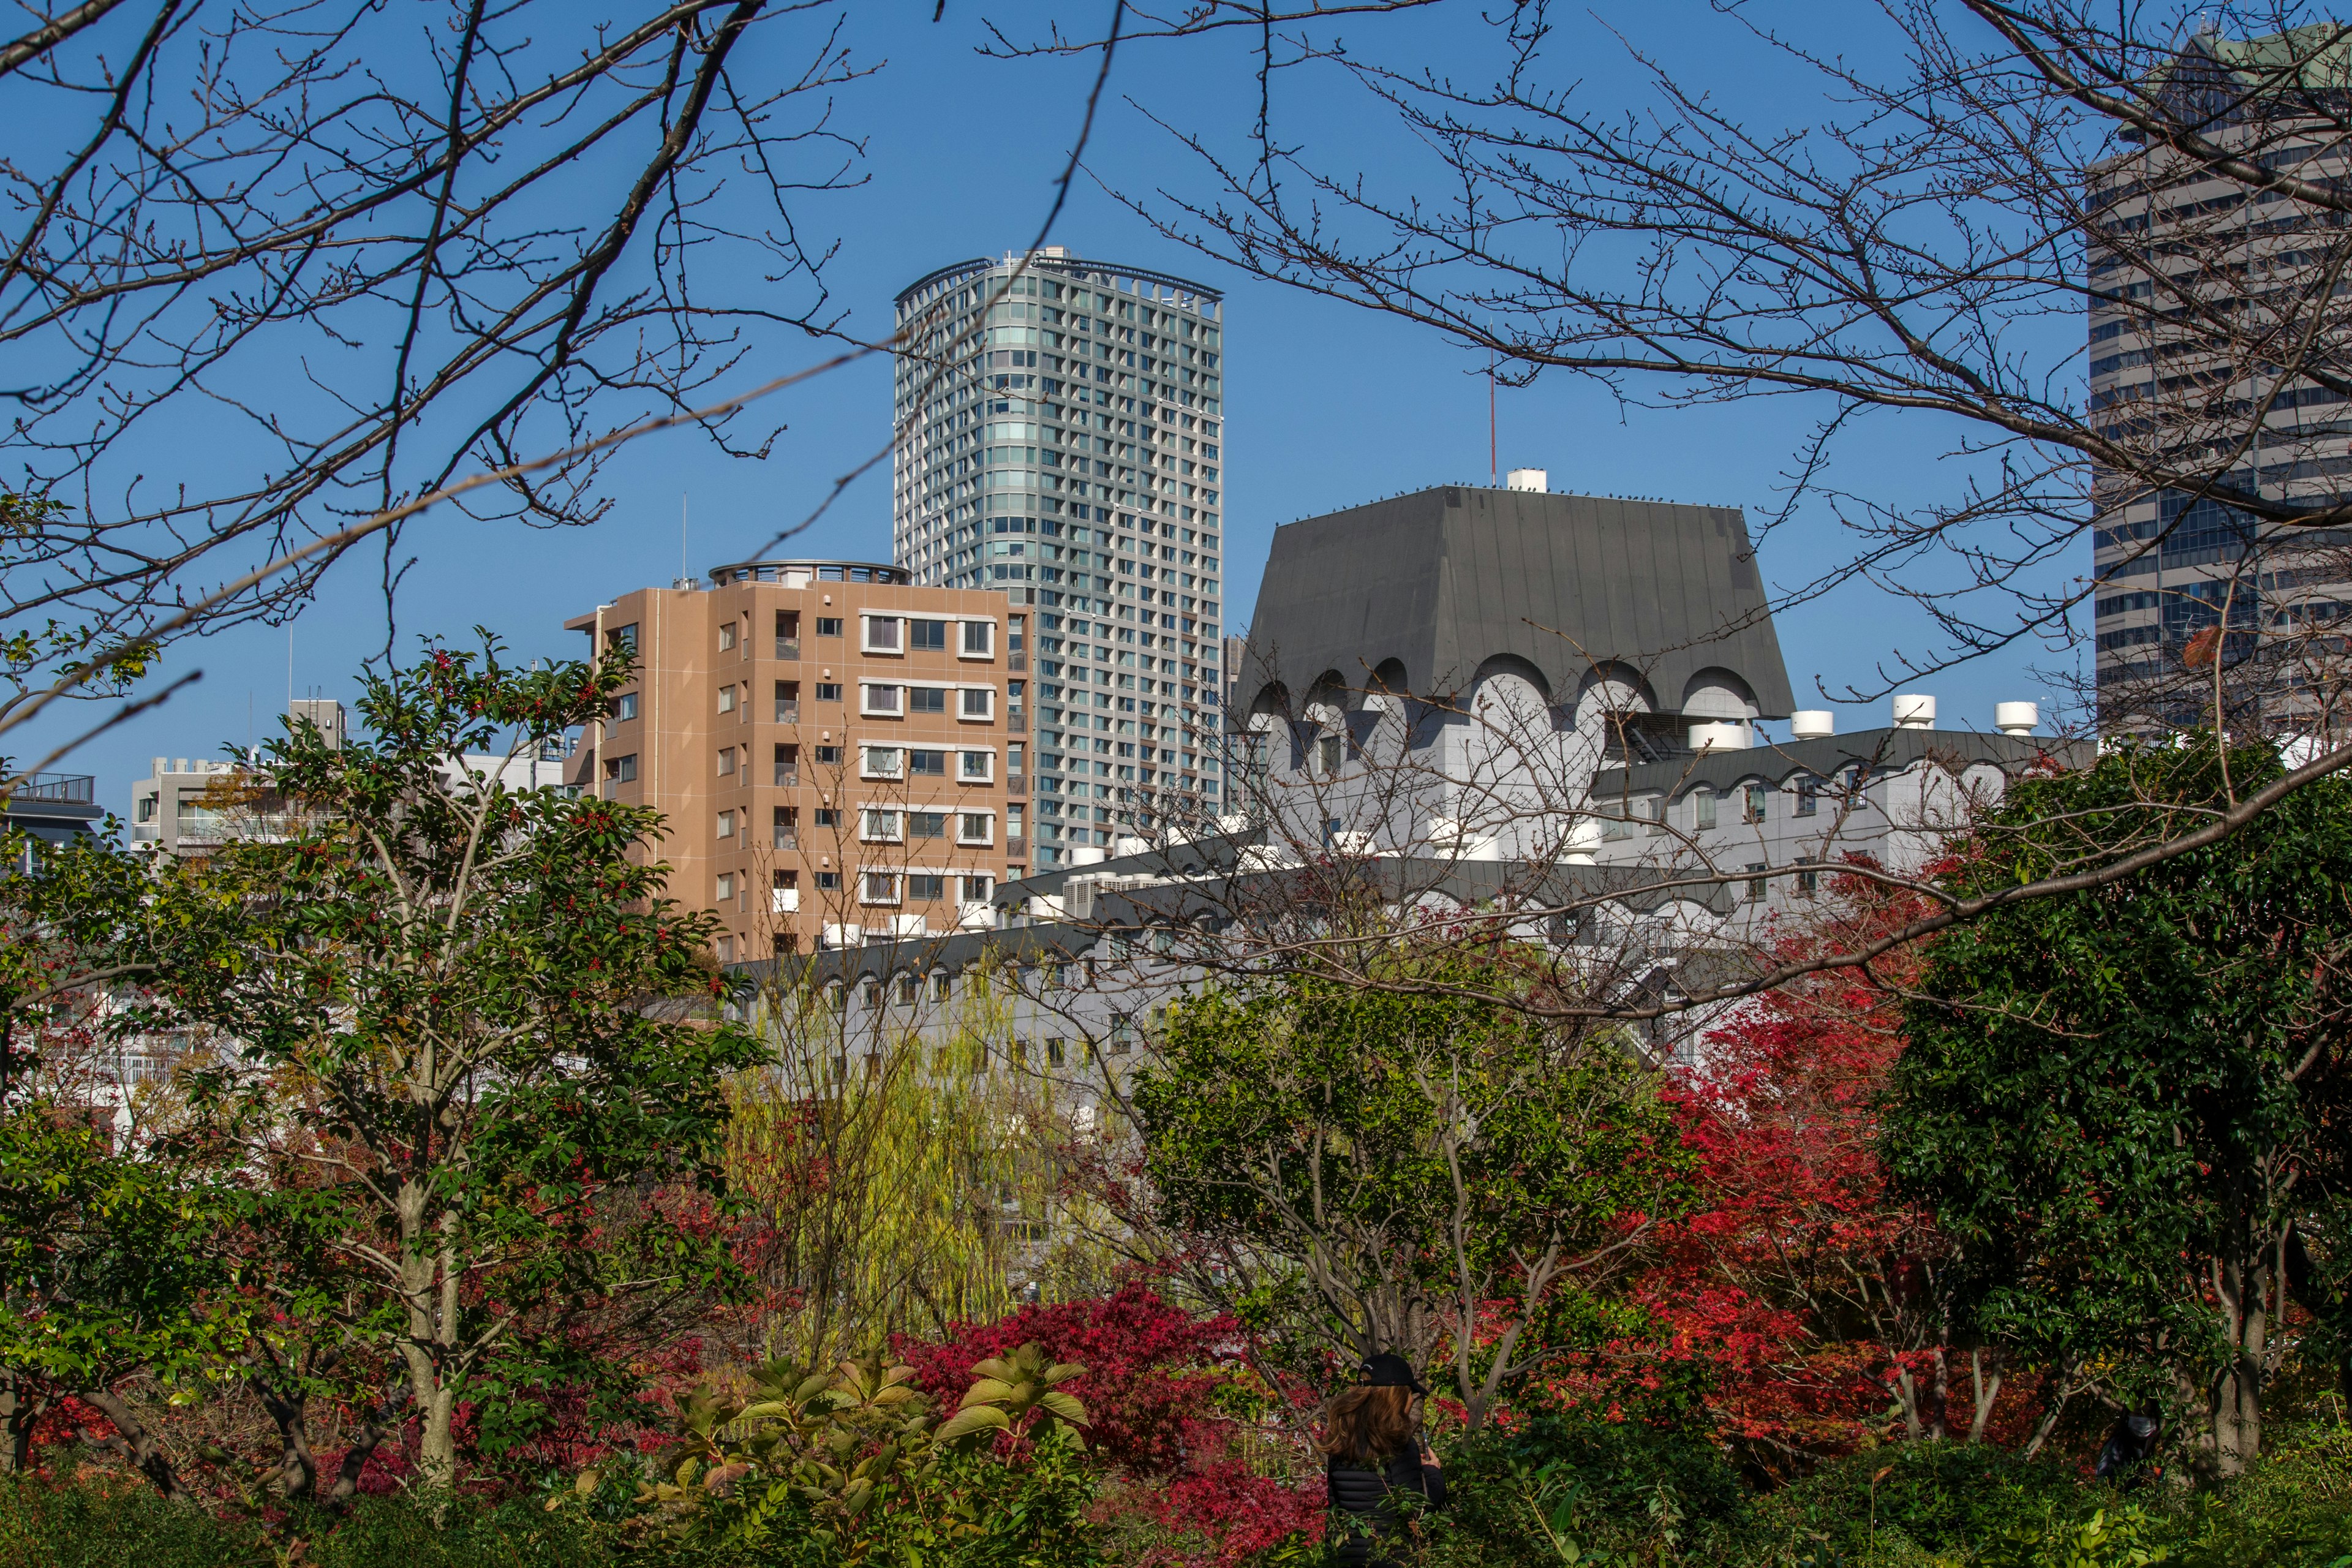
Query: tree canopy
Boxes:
[
  {"xmin": 1133, "ymin": 951, "xmax": 1691, "ymax": 1427},
  {"xmin": 1890, "ymin": 743, "xmax": 2352, "ymax": 1476}
]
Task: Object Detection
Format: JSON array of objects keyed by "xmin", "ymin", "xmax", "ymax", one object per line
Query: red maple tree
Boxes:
[{"xmin": 1610, "ymin": 872, "xmax": 2037, "ymax": 1471}]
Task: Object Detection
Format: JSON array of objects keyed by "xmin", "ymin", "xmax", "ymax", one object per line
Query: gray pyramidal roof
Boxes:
[{"xmin": 1238, "ymin": 485, "xmax": 1795, "ymax": 717}]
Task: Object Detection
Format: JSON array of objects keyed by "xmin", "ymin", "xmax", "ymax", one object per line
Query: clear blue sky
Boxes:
[{"xmin": 35, "ymin": 2, "xmax": 2081, "ymax": 815}]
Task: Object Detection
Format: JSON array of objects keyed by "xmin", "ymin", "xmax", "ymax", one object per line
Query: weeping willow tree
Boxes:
[{"xmin": 728, "ymin": 956, "xmax": 1126, "ymax": 1365}]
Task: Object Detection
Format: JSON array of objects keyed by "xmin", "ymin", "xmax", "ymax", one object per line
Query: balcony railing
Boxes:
[
  {"xmin": 774, "ymin": 763, "xmax": 799, "ymax": 788},
  {"xmin": 775, "ymin": 636, "xmax": 801, "ymax": 660},
  {"xmin": 1006, "ymin": 835, "xmax": 1027, "ymax": 858},
  {"xmin": 14, "ymin": 773, "xmax": 96, "ymax": 804},
  {"xmin": 1006, "ymin": 772, "xmax": 1027, "ymax": 797},
  {"xmin": 1008, "ymin": 651, "xmax": 1027, "ymax": 673},
  {"xmin": 773, "ymin": 827, "xmax": 797, "ymax": 850},
  {"xmin": 775, "ymin": 698, "xmax": 800, "ymax": 723}
]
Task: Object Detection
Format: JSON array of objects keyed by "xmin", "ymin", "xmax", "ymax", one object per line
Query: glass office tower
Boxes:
[{"xmin": 892, "ymin": 249, "xmax": 1227, "ymax": 867}]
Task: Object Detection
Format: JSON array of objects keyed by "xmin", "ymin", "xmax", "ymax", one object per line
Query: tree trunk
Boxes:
[
  {"xmin": 1966, "ymin": 1349, "xmax": 2003, "ymax": 1444},
  {"xmin": 326, "ymin": 1384, "xmax": 411, "ymax": 1506},
  {"xmin": 78, "ymin": 1387, "xmax": 190, "ymax": 1501},
  {"xmin": 397, "ymin": 1177, "xmax": 456, "ymax": 1488},
  {"xmin": 2211, "ymin": 1248, "xmax": 2271, "ymax": 1476},
  {"xmin": 2021, "ymin": 1360, "xmax": 2081, "ymax": 1459},
  {"xmin": 246, "ymin": 1370, "xmax": 317, "ymax": 1501},
  {"xmin": 1892, "ymin": 1360, "xmax": 1926, "ymax": 1441},
  {"xmin": 0, "ymin": 1371, "xmax": 48, "ymax": 1472}
]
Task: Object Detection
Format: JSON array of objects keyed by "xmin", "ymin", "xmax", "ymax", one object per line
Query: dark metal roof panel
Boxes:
[{"xmin": 1240, "ymin": 486, "xmax": 1793, "ymax": 716}]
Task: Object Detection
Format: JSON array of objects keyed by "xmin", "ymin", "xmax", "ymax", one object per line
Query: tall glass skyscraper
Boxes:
[{"xmin": 892, "ymin": 249, "xmax": 1227, "ymax": 867}]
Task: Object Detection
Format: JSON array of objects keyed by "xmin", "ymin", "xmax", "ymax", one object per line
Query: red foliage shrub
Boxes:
[
  {"xmin": 894, "ymin": 1279, "xmax": 1239, "ymax": 1476},
  {"xmin": 897, "ymin": 1280, "xmax": 1326, "ymax": 1562},
  {"xmin": 1109, "ymin": 1457, "xmax": 1328, "ymax": 1565}
]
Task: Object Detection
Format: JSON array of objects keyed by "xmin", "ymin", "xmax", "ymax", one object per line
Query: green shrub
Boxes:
[
  {"xmin": 0, "ymin": 1478, "xmax": 266, "ymax": 1568},
  {"xmin": 0, "ymin": 1480, "xmax": 619, "ymax": 1568},
  {"xmin": 1414, "ymin": 1410, "xmax": 1750, "ymax": 1566},
  {"xmin": 2165, "ymin": 1421, "xmax": 2352, "ymax": 1568},
  {"xmin": 1752, "ymin": 1444, "xmax": 2103, "ymax": 1566}
]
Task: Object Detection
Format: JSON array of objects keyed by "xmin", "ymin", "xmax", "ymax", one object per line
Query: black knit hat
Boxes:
[{"xmin": 1358, "ymin": 1352, "xmax": 1429, "ymax": 1394}]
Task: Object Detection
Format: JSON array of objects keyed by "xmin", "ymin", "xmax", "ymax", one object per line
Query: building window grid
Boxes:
[{"xmin": 890, "ymin": 258, "xmax": 1227, "ymax": 868}]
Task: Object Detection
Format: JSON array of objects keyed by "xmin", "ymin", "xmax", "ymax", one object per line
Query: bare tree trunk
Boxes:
[
  {"xmin": 2210, "ymin": 1245, "xmax": 2271, "ymax": 1476},
  {"xmin": 1967, "ymin": 1349, "xmax": 2004, "ymax": 1444},
  {"xmin": 2022, "ymin": 1361, "xmax": 2081, "ymax": 1460},
  {"xmin": 246, "ymin": 1370, "xmax": 318, "ymax": 1501},
  {"xmin": 397, "ymin": 1177, "xmax": 454, "ymax": 1488},
  {"xmin": 325, "ymin": 1384, "xmax": 412, "ymax": 1506},
  {"xmin": 1893, "ymin": 1362, "xmax": 1926, "ymax": 1441},
  {"xmin": 78, "ymin": 1387, "xmax": 189, "ymax": 1501},
  {"xmin": 0, "ymin": 1371, "xmax": 47, "ymax": 1472}
]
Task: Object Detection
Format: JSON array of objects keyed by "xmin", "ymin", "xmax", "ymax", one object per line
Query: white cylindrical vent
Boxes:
[
  {"xmin": 1070, "ymin": 845, "xmax": 1106, "ymax": 867},
  {"xmin": 1790, "ymin": 710, "xmax": 1834, "ymax": 740},
  {"xmin": 1506, "ymin": 467, "xmax": 1548, "ymax": 493},
  {"xmin": 1995, "ymin": 701, "xmax": 2039, "ymax": 736},
  {"xmin": 1687, "ymin": 720, "xmax": 1751, "ymax": 752},
  {"xmin": 1893, "ymin": 693, "xmax": 1937, "ymax": 730}
]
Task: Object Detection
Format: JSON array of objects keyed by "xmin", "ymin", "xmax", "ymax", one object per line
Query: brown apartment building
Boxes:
[{"xmin": 565, "ymin": 559, "xmax": 1030, "ymax": 962}]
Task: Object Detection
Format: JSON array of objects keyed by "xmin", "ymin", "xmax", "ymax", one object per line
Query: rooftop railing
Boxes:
[{"xmin": 11, "ymin": 773, "xmax": 96, "ymax": 804}]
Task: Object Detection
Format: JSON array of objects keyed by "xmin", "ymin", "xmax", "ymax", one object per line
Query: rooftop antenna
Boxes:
[
  {"xmin": 681, "ymin": 491, "xmax": 688, "ymax": 582},
  {"xmin": 1487, "ymin": 349, "xmax": 1498, "ymax": 487}
]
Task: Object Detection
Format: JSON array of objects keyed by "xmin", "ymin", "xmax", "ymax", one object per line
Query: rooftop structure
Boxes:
[{"xmin": 6, "ymin": 772, "xmax": 101, "ymax": 858}]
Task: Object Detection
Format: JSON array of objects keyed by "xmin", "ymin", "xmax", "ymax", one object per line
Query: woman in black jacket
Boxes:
[{"xmin": 1318, "ymin": 1353, "xmax": 1447, "ymax": 1567}]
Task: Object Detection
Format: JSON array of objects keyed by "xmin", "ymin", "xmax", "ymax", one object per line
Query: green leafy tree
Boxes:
[
  {"xmin": 0, "ymin": 824, "xmax": 230, "ymax": 1484},
  {"xmin": 0, "ymin": 1110, "xmax": 239, "ymax": 1496},
  {"xmin": 1131, "ymin": 951, "xmax": 1691, "ymax": 1428},
  {"xmin": 127, "ymin": 636, "xmax": 764, "ymax": 1488},
  {"xmin": 1890, "ymin": 743, "xmax": 2352, "ymax": 1476}
]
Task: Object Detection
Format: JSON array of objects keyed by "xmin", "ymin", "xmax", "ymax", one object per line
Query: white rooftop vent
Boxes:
[
  {"xmin": 1790, "ymin": 710, "xmax": 1835, "ymax": 739},
  {"xmin": 1070, "ymin": 845, "xmax": 1106, "ymax": 867},
  {"xmin": 1995, "ymin": 701, "xmax": 2040, "ymax": 737},
  {"xmin": 1893, "ymin": 693, "xmax": 1937, "ymax": 731},
  {"xmin": 1687, "ymin": 720, "xmax": 1751, "ymax": 752},
  {"xmin": 1506, "ymin": 467, "xmax": 1548, "ymax": 493}
]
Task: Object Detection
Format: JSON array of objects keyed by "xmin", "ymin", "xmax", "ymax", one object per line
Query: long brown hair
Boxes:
[{"xmin": 1316, "ymin": 1384, "xmax": 1418, "ymax": 1464}]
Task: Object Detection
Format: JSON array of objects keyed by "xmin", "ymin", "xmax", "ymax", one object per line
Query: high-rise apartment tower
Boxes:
[
  {"xmin": 892, "ymin": 249, "xmax": 1227, "ymax": 867},
  {"xmin": 2087, "ymin": 26, "xmax": 2352, "ymax": 733}
]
